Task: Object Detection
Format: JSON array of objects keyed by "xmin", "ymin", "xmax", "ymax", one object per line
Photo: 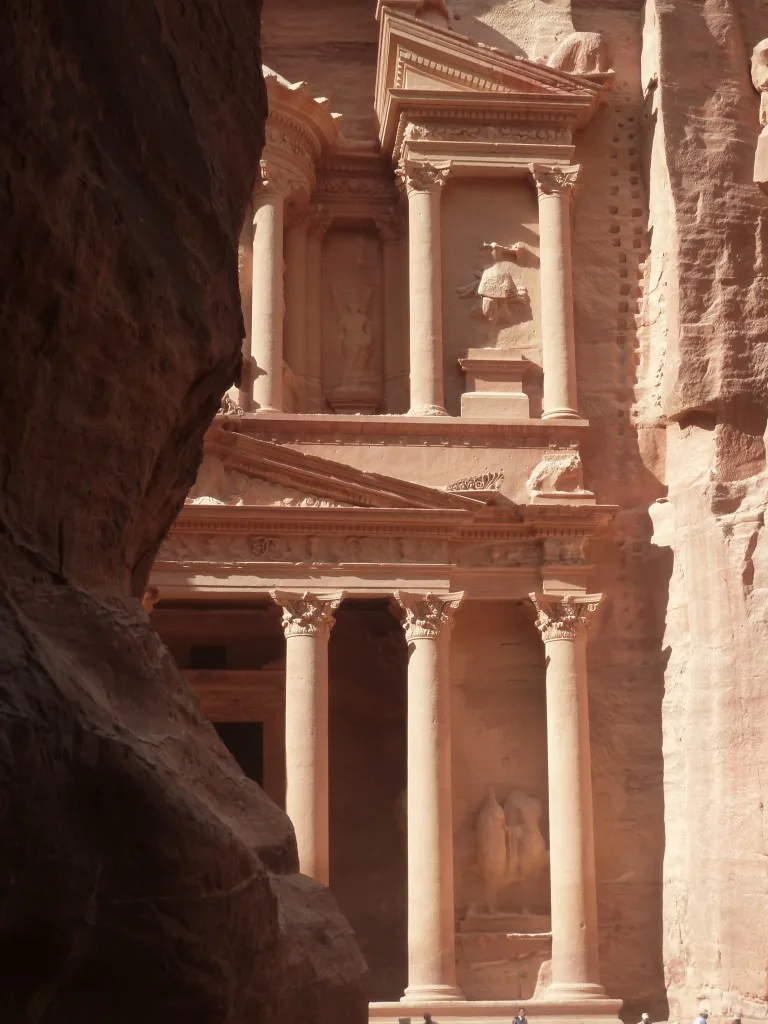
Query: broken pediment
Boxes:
[
  {"xmin": 375, "ymin": 3, "xmax": 608, "ymax": 157},
  {"xmin": 187, "ymin": 427, "xmax": 484, "ymax": 512}
]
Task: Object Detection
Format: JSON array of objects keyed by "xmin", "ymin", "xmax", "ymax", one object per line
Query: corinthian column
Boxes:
[
  {"xmin": 530, "ymin": 164, "xmax": 581, "ymax": 420},
  {"xmin": 397, "ymin": 162, "xmax": 449, "ymax": 416},
  {"xmin": 272, "ymin": 590, "xmax": 341, "ymax": 885},
  {"xmin": 251, "ymin": 162, "xmax": 292, "ymax": 413},
  {"xmin": 395, "ymin": 591, "xmax": 464, "ymax": 1002},
  {"xmin": 529, "ymin": 592, "xmax": 605, "ymax": 998}
]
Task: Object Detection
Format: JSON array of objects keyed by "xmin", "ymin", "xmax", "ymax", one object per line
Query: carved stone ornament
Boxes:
[
  {"xmin": 528, "ymin": 593, "xmax": 601, "ymax": 642},
  {"xmin": 258, "ymin": 160, "xmax": 303, "ymax": 199},
  {"xmin": 476, "ymin": 789, "xmax": 549, "ymax": 913},
  {"xmin": 395, "ymin": 160, "xmax": 450, "ymax": 194},
  {"xmin": 529, "ymin": 163, "xmax": 581, "ymax": 197},
  {"xmin": 546, "ymin": 31, "xmax": 611, "ymax": 75},
  {"xmin": 394, "ymin": 591, "xmax": 464, "ymax": 641},
  {"xmin": 218, "ymin": 392, "xmax": 244, "ymax": 416},
  {"xmin": 446, "ymin": 471, "xmax": 504, "ymax": 492},
  {"xmin": 271, "ymin": 591, "xmax": 341, "ymax": 638},
  {"xmin": 526, "ymin": 446, "xmax": 586, "ymax": 497},
  {"xmin": 404, "ymin": 122, "xmax": 567, "ymax": 145},
  {"xmin": 458, "ymin": 242, "xmax": 528, "ymax": 324},
  {"xmin": 142, "ymin": 586, "xmax": 160, "ymax": 614},
  {"xmin": 751, "ymin": 40, "xmax": 768, "ymax": 190}
]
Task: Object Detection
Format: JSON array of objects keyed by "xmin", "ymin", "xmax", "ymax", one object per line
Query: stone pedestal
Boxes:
[
  {"xmin": 529, "ymin": 593, "xmax": 604, "ymax": 1000},
  {"xmin": 399, "ymin": 163, "xmax": 449, "ymax": 416},
  {"xmin": 272, "ymin": 591, "xmax": 341, "ymax": 885},
  {"xmin": 459, "ymin": 350, "xmax": 538, "ymax": 419},
  {"xmin": 395, "ymin": 592, "xmax": 464, "ymax": 1002},
  {"xmin": 530, "ymin": 165, "xmax": 581, "ymax": 421},
  {"xmin": 457, "ymin": 913, "xmax": 552, "ymax": 1002}
]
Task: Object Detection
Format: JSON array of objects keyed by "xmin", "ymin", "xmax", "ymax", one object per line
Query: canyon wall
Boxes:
[
  {"xmin": 640, "ymin": 0, "xmax": 768, "ymax": 1019},
  {"xmin": 0, "ymin": 1, "xmax": 366, "ymax": 1020}
]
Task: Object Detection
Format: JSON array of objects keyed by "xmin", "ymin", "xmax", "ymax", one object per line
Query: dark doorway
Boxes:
[
  {"xmin": 329, "ymin": 599, "xmax": 408, "ymax": 1000},
  {"xmin": 213, "ymin": 722, "xmax": 264, "ymax": 787}
]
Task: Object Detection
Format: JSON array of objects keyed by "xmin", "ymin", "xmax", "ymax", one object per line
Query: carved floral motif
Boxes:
[
  {"xmin": 395, "ymin": 591, "xmax": 464, "ymax": 640},
  {"xmin": 446, "ymin": 471, "xmax": 504, "ymax": 492},
  {"xmin": 395, "ymin": 161, "xmax": 450, "ymax": 194},
  {"xmin": 529, "ymin": 163, "xmax": 581, "ymax": 197},
  {"xmin": 272, "ymin": 592, "xmax": 340, "ymax": 638},
  {"xmin": 529, "ymin": 594, "xmax": 601, "ymax": 642}
]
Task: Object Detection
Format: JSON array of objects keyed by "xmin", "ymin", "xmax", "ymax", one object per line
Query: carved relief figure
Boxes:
[
  {"xmin": 458, "ymin": 243, "xmax": 528, "ymax": 325},
  {"xmin": 751, "ymin": 40, "xmax": 768, "ymax": 190},
  {"xmin": 546, "ymin": 32, "xmax": 611, "ymax": 75},
  {"xmin": 526, "ymin": 446, "xmax": 586, "ymax": 497},
  {"xmin": 474, "ymin": 789, "xmax": 549, "ymax": 913},
  {"xmin": 333, "ymin": 285, "xmax": 374, "ymax": 383}
]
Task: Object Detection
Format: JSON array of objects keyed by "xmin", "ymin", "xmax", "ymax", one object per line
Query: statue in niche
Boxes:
[
  {"xmin": 332, "ymin": 285, "xmax": 375, "ymax": 384},
  {"xmin": 475, "ymin": 789, "xmax": 549, "ymax": 914},
  {"xmin": 458, "ymin": 242, "xmax": 528, "ymax": 326}
]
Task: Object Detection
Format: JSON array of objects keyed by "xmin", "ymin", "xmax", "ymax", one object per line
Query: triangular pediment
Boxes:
[
  {"xmin": 380, "ymin": 9, "xmax": 603, "ymax": 100},
  {"xmin": 185, "ymin": 427, "xmax": 483, "ymax": 513}
]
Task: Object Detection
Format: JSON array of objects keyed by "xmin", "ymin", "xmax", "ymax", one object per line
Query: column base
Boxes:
[
  {"xmin": 402, "ymin": 984, "xmax": 463, "ymax": 1002},
  {"xmin": 408, "ymin": 404, "xmax": 449, "ymax": 416},
  {"xmin": 541, "ymin": 407, "xmax": 581, "ymax": 420},
  {"xmin": 546, "ymin": 981, "xmax": 607, "ymax": 1000}
]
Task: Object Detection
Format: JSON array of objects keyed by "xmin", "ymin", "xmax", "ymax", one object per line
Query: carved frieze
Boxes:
[
  {"xmin": 455, "ymin": 541, "xmax": 540, "ymax": 569},
  {"xmin": 404, "ymin": 122, "xmax": 569, "ymax": 145}
]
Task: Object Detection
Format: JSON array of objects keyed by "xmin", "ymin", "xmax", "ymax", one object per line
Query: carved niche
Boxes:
[
  {"xmin": 322, "ymin": 226, "xmax": 384, "ymax": 414},
  {"xmin": 475, "ymin": 789, "xmax": 549, "ymax": 914}
]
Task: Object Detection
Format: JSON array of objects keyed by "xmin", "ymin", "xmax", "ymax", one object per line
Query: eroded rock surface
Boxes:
[{"xmin": 0, "ymin": 1, "xmax": 366, "ymax": 1020}]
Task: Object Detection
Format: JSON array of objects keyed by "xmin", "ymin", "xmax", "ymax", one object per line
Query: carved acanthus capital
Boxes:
[
  {"xmin": 257, "ymin": 160, "xmax": 304, "ymax": 200},
  {"xmin": 272, "ymin": 591, "xmax": 342, "ymax": 638},
  {"xmin": 396, "ymin": 160, "xmax": 450, "ymax": 196},
  {"xmin": 528, "ymin": 593, "xmax": 601, "ymax": 642},
  {"xmin": 394, "ymin": 591, "xmax": 464, "ymax": 641},
  {"xmin": 529, "ymin": 163, "xmax": 581, "ymax": 198}
]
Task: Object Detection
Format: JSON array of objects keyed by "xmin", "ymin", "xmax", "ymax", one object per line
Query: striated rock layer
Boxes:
[{"xmin": 0, "ymin": 1, "xmax": 367, "ymax": 1021}]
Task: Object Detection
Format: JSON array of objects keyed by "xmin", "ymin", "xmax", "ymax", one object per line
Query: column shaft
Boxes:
[
  {"xmin": 284, "ymin": 214, "xmax": 308, "ymax": 410},
  {"xmin": 396, "ymin": 592, "xmax": 464, "ymax": 1003},
  {"xmin": 531, "ymin": 164, "xmax": 580, "ymax": 420},
  {"xmin": 251, "ymin": 186, "xmax": 285, "ymax": 412},
  {"xmin": 274, "ymin": 592, "xmax": 339, "ymax": 886},
  {"xmin": 400, "ymin": 163, "xmax": 449, "ymax": 416},
  {"xmin": 531, "ymin": 593, "xmax": 604, "ymax": 998}
]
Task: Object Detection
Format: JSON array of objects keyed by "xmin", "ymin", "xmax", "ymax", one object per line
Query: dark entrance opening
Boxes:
[
  {"xmin": 329, "ymin": 598, "xmax": 408, "ymax": 1001},
  {"xmin": 214, "ymin": 722, "xmax": 264, "ymax": 788}
]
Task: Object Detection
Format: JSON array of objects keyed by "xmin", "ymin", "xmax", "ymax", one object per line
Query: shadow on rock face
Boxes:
[{"xmin": 0, "ymin": 1, "xmax": 368, "ymax": 1020}]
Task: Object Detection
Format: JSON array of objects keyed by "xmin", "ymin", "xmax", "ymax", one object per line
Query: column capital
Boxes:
[
  {"xmin": 528, "ymin": 592, "xmax": 602, "ymax": 642},
  {"xmin": 257, "ymin": 160, "xmax": 303, "ymax": 200},
  {"xmin": 394, "ymin": 591, "xmax": 464, "ymax": 641},
  {"xmin": 529, "ymin": 163, "xmax": 581, "ymax": 197},
  {"xmin": 272, "ymin": 591, "xmax": 343, "ymax": 637},
  {"xmin": 396, "ymin": 160, "xmax": 450, "ymax": 196}
]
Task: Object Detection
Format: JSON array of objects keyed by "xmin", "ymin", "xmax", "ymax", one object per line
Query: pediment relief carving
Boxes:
[{"xmin": 186, "ymin": 454, "xmax": 355, "ymax": 508}]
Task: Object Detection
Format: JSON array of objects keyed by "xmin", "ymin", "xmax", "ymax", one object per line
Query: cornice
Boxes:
[{"xmin": 219, "ymin": 412, "xmax": 589, "ymax": 449}]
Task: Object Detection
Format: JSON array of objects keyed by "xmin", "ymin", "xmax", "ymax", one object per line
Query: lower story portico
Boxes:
[{"xmin": 147, "ymin": 425, "xmax": 622, "ymax": 1024}]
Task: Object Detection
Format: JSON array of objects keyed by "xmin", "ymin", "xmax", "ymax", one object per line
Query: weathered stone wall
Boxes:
[
  {"xmin": 0, "ymin": 1, "xmax": 366, "ymax": 1020},
  {"xmin": 640, "ymin": 0, "xmax": 768, "ymax": 1019}
]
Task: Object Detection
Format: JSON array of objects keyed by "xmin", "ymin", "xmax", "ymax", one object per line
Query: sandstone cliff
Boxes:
[{"xmin": 0, "ymin": 1, "xmax": 367, "ymax": 1020}]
